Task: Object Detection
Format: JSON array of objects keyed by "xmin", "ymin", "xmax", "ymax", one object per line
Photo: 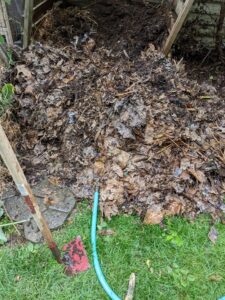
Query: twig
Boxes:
[
  {"xmin": 0, "ymin": 193, "xmax": 17, "ymax": 201},
  {"xmin": 116, "ymin": 91, "xmax": 135, "ymax": 98},
  {"xmin": 2, "ymin": 203, "xmax": 21, "ymax": 235},
  {"xmin": 198, "ymin": 49, "xmax": 212, "ymax": 67},
  {"xmin": 125, "ymin": 273, "xmax": 136, "ymax": 300},
  {"xmin": 0, "ymin": 219, "xmax": 29, "ymax": 228}
]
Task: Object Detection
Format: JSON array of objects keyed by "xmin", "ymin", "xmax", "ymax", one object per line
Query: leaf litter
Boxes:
[{"xmin": 1, "ymin": 0, "xmax": 225, "ymax": 223}]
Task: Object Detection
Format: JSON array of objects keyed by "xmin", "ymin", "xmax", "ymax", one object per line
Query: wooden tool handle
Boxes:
[{"xmin": 0, "ymin": 124, "xmax": 61, "ymax": 263}]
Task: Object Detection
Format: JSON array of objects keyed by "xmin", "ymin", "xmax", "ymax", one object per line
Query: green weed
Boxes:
[{"xmin": 0, "ymin": 83, "xmax": 14, "ymax": 116}]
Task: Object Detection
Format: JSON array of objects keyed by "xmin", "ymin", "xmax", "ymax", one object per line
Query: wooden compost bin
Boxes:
[
  {"xmin": 0, "ymin": 0, "xmax": 225, "ymax": 50},
  {"xmin": 146, "ymin": 0, "xmax": 225, "ymax": 50},
  {"xmin": 175, "ymin": 0, "xmax": 225, "ymax": 48},
  {"xmin": 0, "ymin": 0, "xmax": 13, "ymax": 45},
  {"xmin": 0, "ymin": 0, "xmax": 54, "ymax": 48}
]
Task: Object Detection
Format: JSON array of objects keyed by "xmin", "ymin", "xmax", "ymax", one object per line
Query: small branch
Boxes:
[{"xmin": 125, "ymin": 273, "xmax": 136, "ymax": 300}]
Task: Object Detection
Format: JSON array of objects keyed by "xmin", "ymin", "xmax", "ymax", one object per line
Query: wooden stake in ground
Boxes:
[
  {"xmin": 163, "ymin": 0, "xmax": 195, "ymax": 56},
  {"xmin": 0, "ymin": 124, "xmax": 62, "ymax": 263}
]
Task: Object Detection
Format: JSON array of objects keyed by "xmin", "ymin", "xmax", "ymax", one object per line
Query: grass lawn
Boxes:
[{"xmin": 0, "ymin": 202, "xmax": 225, "ymax": 300}]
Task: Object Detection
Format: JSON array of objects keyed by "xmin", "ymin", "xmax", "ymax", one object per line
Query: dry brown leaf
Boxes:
[
  {"xmin": 145, "ymin": 121, "xmax": 154, "ymax": 144},
  {"xmin": 24, "ymin": 85, "xmax": 34, "ymax": 95},
  {"xmin": 208, "ymin": 274, "xmax": 223, "ymax": 282},
  {"xmin": 143, "ymin": 205, "xmax": 164, "ymax": 225},
  {"xmin": 98, "ymin": 229, "xmax": 116, "ymax": 236},
  {"xmin": 48, "ymin": 177, "xmax": 61, "ymax": 186},
  {"xmin": 101, "ymin": 178, "xmax": 124, "ymax": 205},
  {"xmin": 62, "ymin": 75, "xmax": 75, "ymax": 84},
  {"xmin": 188, "ymin": 169, "xmax": 207, "ymax": 183},
  {"xmin": 165, "ymin": 199, "xmax": 183, "ymax": 216},
  {"xmin": 43, "ymin": 196, "xmax": 56, "ymax": 206},
  {"xmin": 111, "ymin": 164, "xmax": 123, "ymax": 177},
  {"xmin": 114, "ymin": 150, "xmax": 130, "ymax": 169},
  {"xmin": 102, "ymin": 202, "xmax": 119, "ymax": 219},
  {"xmin": 3, "ymin": 5, "xmax": 225, "ymax": 224},
  {"xmin": 16, "ymin": 65, "xmax": 32, "ymax": 79},
  {"xmin": 94, "ymin": 161, "xmax": 105, "ymax": 176}
]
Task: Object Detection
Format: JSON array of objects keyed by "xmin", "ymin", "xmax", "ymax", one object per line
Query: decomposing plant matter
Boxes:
[{"xmin": 2, "ymin": 1, "xmax": 225, "ymax": 222}]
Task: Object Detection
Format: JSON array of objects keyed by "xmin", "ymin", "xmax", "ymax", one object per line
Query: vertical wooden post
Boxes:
[
  {"xmin": 0, "ymin": 124, "xmax": 62, "ymax": 263},
  {"xmin": 1, "ymin": 0, "xmax": 13, "ymax": 45},
  {"xmin": 23, "ymin": 0, "xmax": 34, "ymax": 48},
  {"xmin": 163, "ymin": 0, "xmax": 195, "ymax": 56}
]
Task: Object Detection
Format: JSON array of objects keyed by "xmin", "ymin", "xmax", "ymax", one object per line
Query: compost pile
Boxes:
[{"xmin": 4, "ymin": 0, "xmax": 225, "ymax": 222}]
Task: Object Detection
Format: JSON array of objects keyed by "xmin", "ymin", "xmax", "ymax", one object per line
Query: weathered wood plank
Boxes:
[
  {"xmin": 33, "ymin": 0, "xmax": 54, "ymax": 23},
  {"xmin": 163, "ymin": 0, "xmax": 195, "ymax": 55},
  {"xmin": 23, "ymin": 0, "xmax": 34, "ymax": 48},
  {"xmin": 0, "ymin": 0, "xmax": 13, "ymax": 45}
]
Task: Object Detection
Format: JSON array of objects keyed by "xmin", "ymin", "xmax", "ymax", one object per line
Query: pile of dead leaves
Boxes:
[{"xmin": 3, "ymin": 1, "xmax": 225, "ymax": 223}]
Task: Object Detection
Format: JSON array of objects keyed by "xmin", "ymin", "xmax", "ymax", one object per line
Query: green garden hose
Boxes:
[{"xmin": 91, "ymin": 185, "xmax": 121, "ymax": 300}]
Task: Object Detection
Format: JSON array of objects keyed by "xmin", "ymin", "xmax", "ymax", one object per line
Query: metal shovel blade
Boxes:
[{"xmin": 62, "ymin": 236, "xmax": 90, "ymax": 276}]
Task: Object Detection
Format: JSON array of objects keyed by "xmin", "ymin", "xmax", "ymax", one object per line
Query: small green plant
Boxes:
[
  {"xmin": 0, "ymin": 83, "xmax": 14, "ymax": 116},
  {"xmin": 167, "ymin": 263, "xmax": 196, "ymax": 288},
  {"xmin": 163, "ymin": 218, "xmax": 184, "ymax": 247},
  {"xmin": 0, "ymin": 34, "xmax": 14, "ymax": 66},
  {"xmin": 0, "ymin": 36, "xmax": 5, "ymax": 45},
  {"xmin": 165, "ymin": 230, "xmax": 184, "ymax": 247}
]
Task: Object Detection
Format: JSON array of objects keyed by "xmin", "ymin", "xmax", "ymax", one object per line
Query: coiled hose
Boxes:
[{"xmin": 91, "ymin": 186, "xmax": 121, "ymax": 300}]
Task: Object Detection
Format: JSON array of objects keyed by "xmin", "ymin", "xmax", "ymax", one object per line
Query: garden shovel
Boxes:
[{"xmin": 0, "ymin": 123, "xmax": 89, "ymax": 275}]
